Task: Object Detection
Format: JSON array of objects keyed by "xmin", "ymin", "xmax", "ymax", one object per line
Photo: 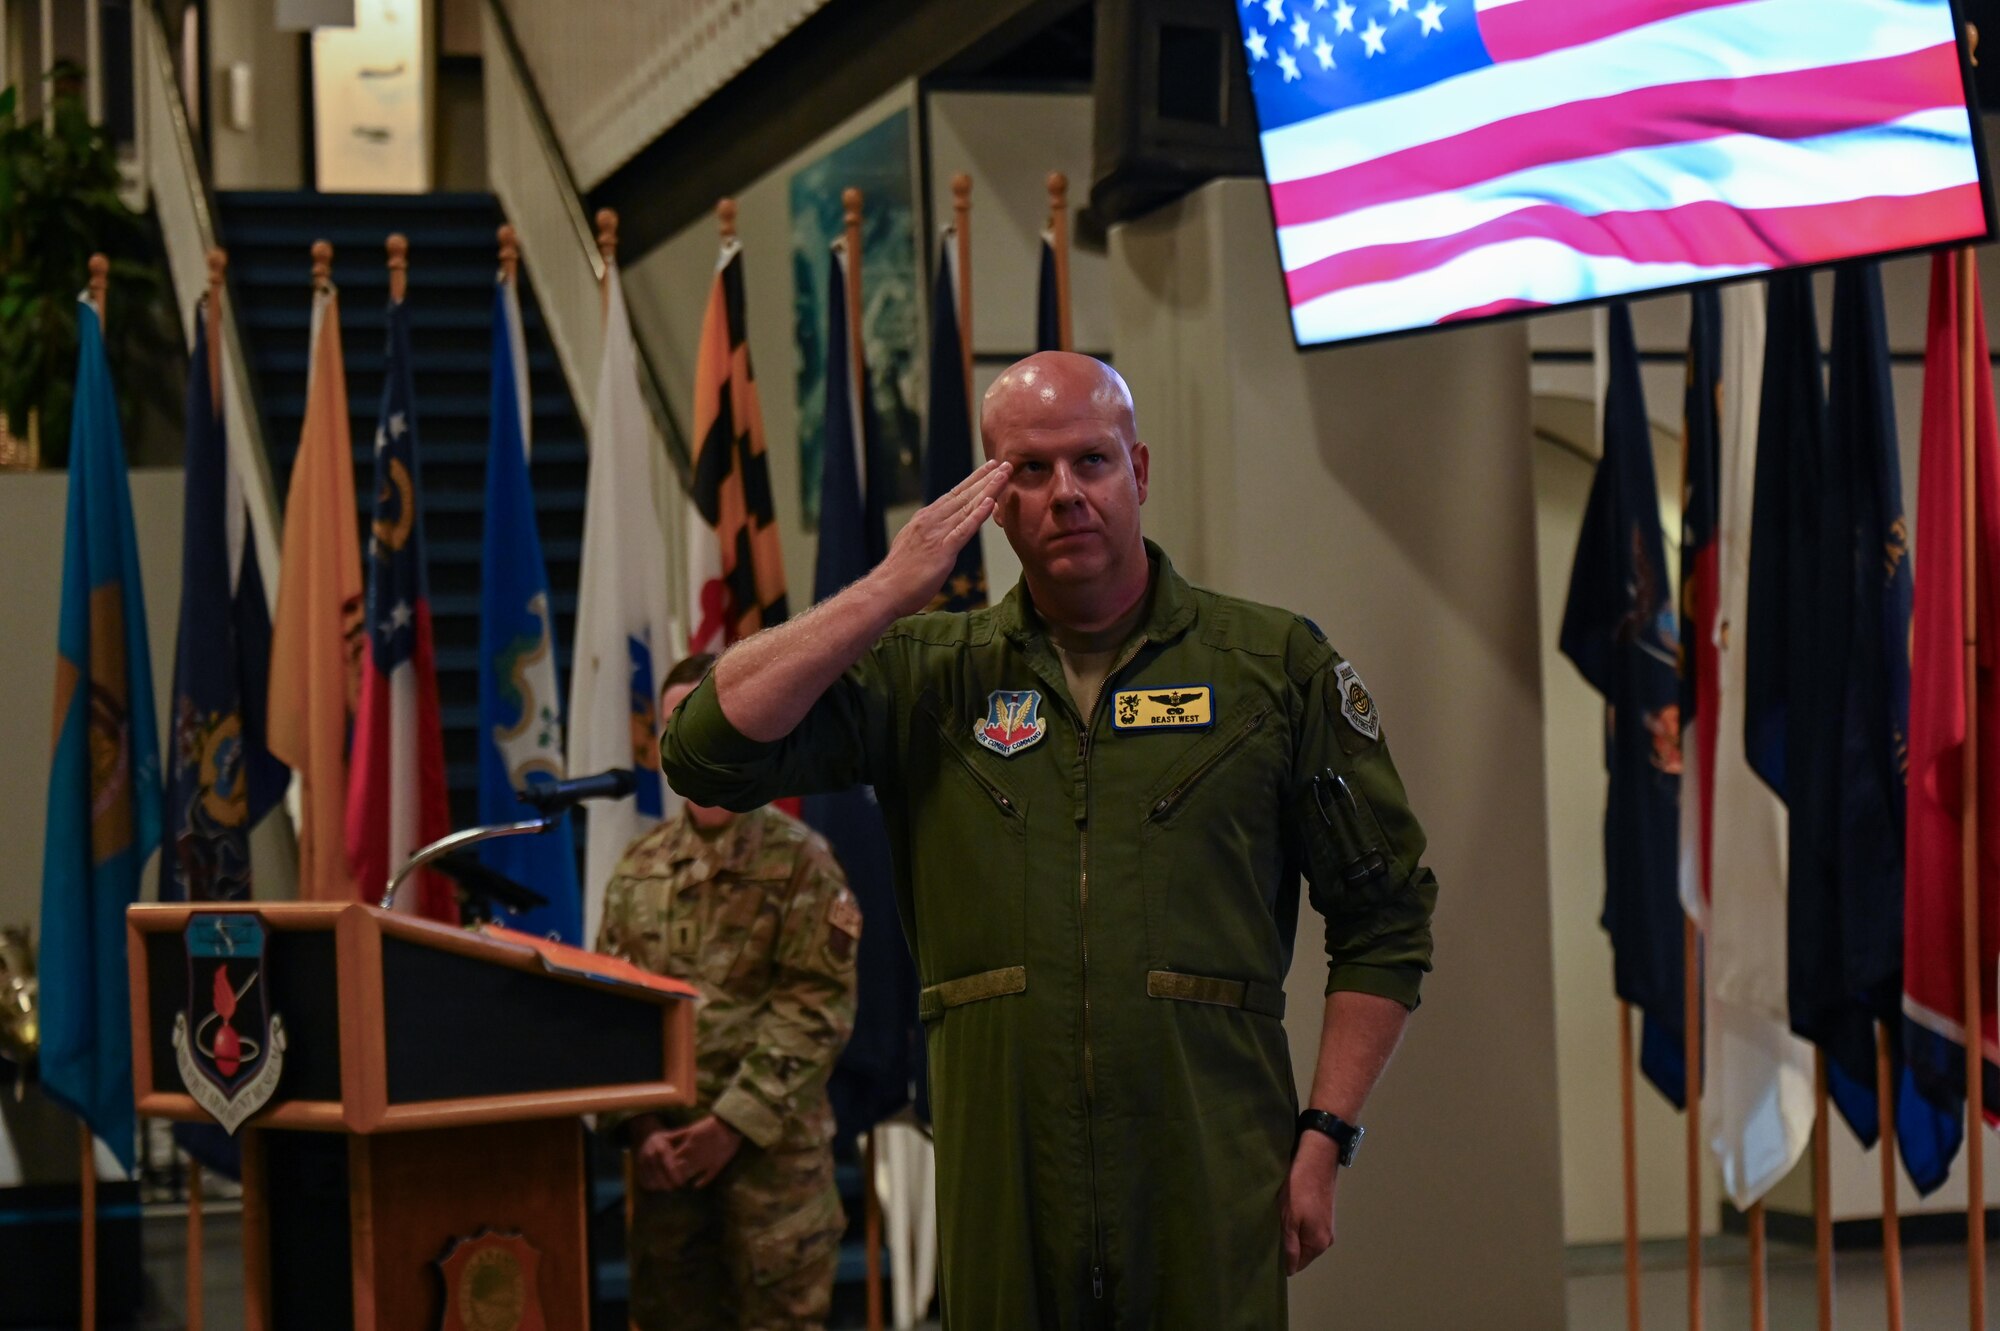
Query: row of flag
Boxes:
[
  {"xmin": 1563, "ymin": 248, "xmax": 2000, "ymax": 1211},
  {"xmin": 38, "ymin": 189, "xmax": 1068, "ymax": 1168}
]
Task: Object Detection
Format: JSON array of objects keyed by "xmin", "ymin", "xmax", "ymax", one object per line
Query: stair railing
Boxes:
[
  {"xmin": 133, "ymin": 0, "xmax": 284, "ymax": 604},
  {"xmin": 481, "ymin": 0, "xmax": 695, "ymax": 639}
]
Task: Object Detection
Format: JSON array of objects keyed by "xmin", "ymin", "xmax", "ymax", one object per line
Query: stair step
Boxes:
[
  {"xmin": 265, "ymin": 391, "xmax": 573, "ymax": 421},
  {"xmin": 429, "ymin": 537, "xmax": 582, "ymax": 565},
  {"xmin": 429, "ymin": 589, "xmax": 579, "ymax": 620},
  {"xmin": 241, "ymin": 304, "xmax": 542, "ymax": 333},
  {"xmin": 220, "ymin": 189, "xmax": 501, "ymax": 211},
  {"xmin": 233, "ymin": 260, "xmax": 508, "ymax": 290},
  {"xmin": 259, "ymin": 347, "xmax": 561, "ymax": 376},
  {"xmin": 222, "ymin": 221, "xmax": 505, "ymax": 251}
]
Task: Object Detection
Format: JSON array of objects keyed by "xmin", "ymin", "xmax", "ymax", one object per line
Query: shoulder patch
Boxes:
[
  {"xmin": 823, "ymin": 887, "xmax": 862, "ymax": 966},
  {"xmin": 1299, "ymin": 616, "xmax": 1327, "ymax": 643},
  {"xmin": 1334, "ymin": 661, "xmax": 1381, "ymax": 741}
]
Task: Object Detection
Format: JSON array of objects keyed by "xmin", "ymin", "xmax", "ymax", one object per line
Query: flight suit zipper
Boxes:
[
  {"xmin": 1146, "ymin": 710, "xmax": 1269, "ymax": 823},
  {"xmin": 1073, "ymin": 633, "xmax": 1150, "ymax": 1307}
]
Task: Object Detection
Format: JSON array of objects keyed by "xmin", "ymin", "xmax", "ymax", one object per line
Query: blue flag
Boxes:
[
  {"xmin": 478, "ymin": 281, "xmax": 582, "ymax": 941},
  {"xmin": 164, "ymin": 302, "xmax": 287, "ymax": 1179},
  {"xmin": 809, "ymin": 242, "xmax": 922, "ymax": 1134},
  {"xmin": 1559, "ymin": 303, "xmax": 1687, "ymax": 1108},
  {"xmin": 924, "ymin": 236, "xmax": 986, "ymax": 613},
  {"xmin": 38, "ymin": 299, "xmax": 161, "ymax": 1169},
  {"xmin": 165, "ymin": 302, "xmax": 285, "ymax": 904},
  {"xmin": 1036, "ymin": 233, "xmax": 1062, "ymax": 354}
]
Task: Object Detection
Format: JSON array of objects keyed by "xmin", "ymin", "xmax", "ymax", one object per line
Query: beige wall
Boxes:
[
  {"xmin": 1108, "ymin": 178, "xmax": 1569, "ymax": 1329},
  {"xmin": 207, "ymin": 0, "xmax": 306, "ymax": 190},
  {"xmin": 0, "ymin": 469, "xmax": 296, "ymax": 945}
]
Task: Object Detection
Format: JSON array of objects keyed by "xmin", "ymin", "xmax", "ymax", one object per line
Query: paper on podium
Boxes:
[{"xmin": 475, "ymin": 925, "xmax": 698, "ymax": 1001}]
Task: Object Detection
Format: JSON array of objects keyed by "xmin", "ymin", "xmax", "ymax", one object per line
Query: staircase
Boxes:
[{"xmin": 215, "ymin": 191, "xmax": 588, "ymax": 830}]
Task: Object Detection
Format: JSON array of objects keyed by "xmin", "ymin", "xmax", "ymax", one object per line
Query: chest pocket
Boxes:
[
  {"xmin": 680, "ymin": 881, "xmax": 783, "ymax": 1001},
  {"xmin": 1137, "ymin": 706, "xmax": 1289, "ymax": 979},
  {"xmin": 905, "ymin": 693, "xmax": 1028, "ymax": 993}
]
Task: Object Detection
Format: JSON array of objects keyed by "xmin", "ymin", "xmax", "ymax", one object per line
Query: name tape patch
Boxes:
[{"xmin": 1112, "ymin": 685, "xmax": 1214, "ymax": 731}]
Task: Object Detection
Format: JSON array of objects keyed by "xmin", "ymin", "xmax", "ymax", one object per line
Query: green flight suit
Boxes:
[{"xmin": 662, "ymin": 542, "xmax": 1440, "ymax": 1330}]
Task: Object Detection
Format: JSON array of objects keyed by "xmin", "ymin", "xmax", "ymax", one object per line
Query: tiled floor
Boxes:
[
  {"xmin": 1568, "ymin": 1234, "xmax": 2000, "ymax": 1330},
  {"xmin": 120, "ymin": 1211, "xmax": 2000, "ymax": 1330}
]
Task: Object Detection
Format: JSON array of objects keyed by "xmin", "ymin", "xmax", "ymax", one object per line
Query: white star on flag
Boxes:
[
  {"xmin": 1314, "ymin": 35, "xmax": 1335, "ymax": 67},
  {"xmin": 1277, "ymin": 49, "xmax": 1302, "ymax": 80},
  {"xmin": 385, "ymin": 599, "xmax": 413, "ymax": 634},
  {"xmin": 1263, "ymin": 0, "xmax": 1285, "ymax": 24},
  {"xmin": 1245, "ymin": 27, "xmax": 1270, "ymax": 60},
  {"xmin": 388, "ymin": 411, "xmax": 407, "ymax": 438},
  {"xmin": 1291, "ymin": 14, "xmax": 1311, "ymax": 45},
  {"xmin": 1313, "ymin": 0, "xmax": 1328, "ymax": 8},
  {"xmin": 1332, "ymin": 0, "xmax": 1355, "ymax": 32},
  {"xmin": 1359, "ymin": 16, "xmax": 1386, "ymax": 54},
  {"xmin": 1415, "ymin": 0, "xmax": 1445, "ymax": 32},
  {"xmin": 374, "ymin": 427, "xmax": 388, "ymax": 453},
  {"xmin": 1388, "ymin": 0, "xmax": 1411, "ymax": 13}
]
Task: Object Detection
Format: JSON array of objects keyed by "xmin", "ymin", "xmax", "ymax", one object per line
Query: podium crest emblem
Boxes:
[
  {"xmin": 172, "ymin": 912, "xmax": 286, "ymax": 1134},
  {"xmin": 438, "ymin": 1229, "xmax": 547, "ymax": 1331}
]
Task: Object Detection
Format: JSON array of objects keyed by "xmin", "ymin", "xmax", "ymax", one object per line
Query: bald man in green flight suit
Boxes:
[{"xmin": 662, "ymin": 351, "xmax": 1440, "ymax": 1328}]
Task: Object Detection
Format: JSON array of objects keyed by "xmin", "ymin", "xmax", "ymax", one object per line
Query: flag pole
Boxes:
[
  {"xmin": 843, "ymin": 188, "xmax": 866, "ymax": 403},
  {"xmin": 1620, "ymin": 999, "xmax": 1642, "ymax": 1331},
  {"xmin": 78, "ymin": 1123, "xmax": 96, "ymax": 1330},
  {"xmin": 844, "ymin": 182, "xmax": 886, "ymax": 1331},
  {"xmin": 623, "ymin": 1148, "xmax": 639, "ymax": 1331},
  {"xmin": 1877, "ymin": 1021, "xmax": 1905, "ymax": 1331},
  {"xmin": 1748, "ymin": 1203, "xmax": 1767, "ymax": 1331},
  {"xmin": 186, "ymin": 1156, "xmax": 204, "ymax": 1330},
  {"xmin": 386, "ymin": 233, "xmax": 408, "ymax": 306},
  {"xmin": 205, "ymin": 248, "xmax": 225, "ymax": 409},
  {"xmin": 1046, "ymin": 172, "xmax": 1073, "ymax": 353},
  {"xmin": 1684, "ymin": 917, "xmax": 1702, "ymax": 1331},
  {"xmin": 952, "ymin": 173, "xmax": 973, "ymax": 402},
  {"xmin": 597, "ymin": 209, "xmax": 619, "ymax": 323},
  {"xmin": 78, "ymin": 256, "xmax": 109, "ymax": 1331},
  {"xmin": 311, "ymin": 239, "xmax": 331, "ymax": 292},
  {"xmin": 1814, "ymin": 1054, "xmax": 1833, "ymax": 1331},
  {"xmin": 1956, "ymin": 236, "xmax": 1986, "ymax": 1331}
]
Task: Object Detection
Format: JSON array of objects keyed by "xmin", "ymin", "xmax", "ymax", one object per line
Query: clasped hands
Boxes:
[{"xmin": 632, "ymin": 1113, "xmax": 743, "ymax": 1191}]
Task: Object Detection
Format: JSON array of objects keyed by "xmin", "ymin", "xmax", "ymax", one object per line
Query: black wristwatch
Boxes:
[{"xmin": 1296, "ymin": 1109, "xmax": 1364, "ymax": 1167}]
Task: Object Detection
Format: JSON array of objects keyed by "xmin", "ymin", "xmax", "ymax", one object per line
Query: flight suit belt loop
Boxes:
[
  {"xmin": 917, "ymin": 965, "xmax": 1028, "ymax": 1021},
  {"xmin": 1145, "ymin": 970, "xmax": 1288, "ymax": 1020}
]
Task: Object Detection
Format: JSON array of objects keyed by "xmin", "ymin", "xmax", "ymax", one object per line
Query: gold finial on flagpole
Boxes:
[
  {"xmin": 1046, "ymin": 171, "xmax": 1073, "ymax": 352},
  {"xmin": 86, "ymin": 254, "xmax": 109, "ymax": 319},
  {"xmin": 206, "ymin": 248, "xmax": 227, "ymax": 410},
  {"xmin": 311, "ymin": 240, "xmax": 333, "ymax": 289},
  {"xmin": 843, "ymin": 188, "xmax": 865, "ymax": 399},
  {"xmin": 717, "ymin": 198, "xmax": 737, "ymax": 242},
  {"xmin": 497, "ymin": 224, "xmax": 519, "ymax": 284},
  {"xmin": 1969, "ymin": 22, "xmax": 1980, "ymax": 65},
  {"xmin": 386, "ymin": 234, "xmax": 408, "ymax": 304},
  {"xmin": 596, "ymin": 209, "xmax": 619, "ymax": 268},
  {"xmin": 951, "ymin": 173, "xmax": 973, "ymax": 397}
]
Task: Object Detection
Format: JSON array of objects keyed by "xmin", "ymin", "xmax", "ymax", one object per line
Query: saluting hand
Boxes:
[{"xmin": 872, "ymin": 458, "xmax": 1012, "ymax": 618}]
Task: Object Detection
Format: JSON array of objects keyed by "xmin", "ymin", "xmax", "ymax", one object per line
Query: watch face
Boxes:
[{"xmin": 1342, "ymin": 1124, "xmax": 1364, "ymax": 1166}]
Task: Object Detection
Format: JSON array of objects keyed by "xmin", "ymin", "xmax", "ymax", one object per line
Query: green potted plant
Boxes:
[{"xmin": 0, "ymin": 62, "xmax": 183, "ymax": 468}]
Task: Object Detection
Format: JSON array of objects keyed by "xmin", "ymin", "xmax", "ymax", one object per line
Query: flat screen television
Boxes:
[{"xmin": 1233, "ymin": 0, "xmax": 1994, "ymax": 348}]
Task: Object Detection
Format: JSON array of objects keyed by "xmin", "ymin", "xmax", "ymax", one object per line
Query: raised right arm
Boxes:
[{"xmin": 660, "ymin": 459, "xmax": 1010, "ymax": 807}]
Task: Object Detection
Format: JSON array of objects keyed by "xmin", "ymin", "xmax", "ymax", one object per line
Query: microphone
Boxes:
[{"xmin": 518, "ymin": 768, "xmax": 638, "ymax": 812}]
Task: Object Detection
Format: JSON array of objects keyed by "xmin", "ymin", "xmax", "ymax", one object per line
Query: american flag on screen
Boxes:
[{"xmin": 1238, "ymin": 0, "xmax": 1987, "ymax": 345}]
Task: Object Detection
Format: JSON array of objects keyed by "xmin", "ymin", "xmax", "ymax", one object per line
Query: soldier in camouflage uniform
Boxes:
[{"xmin": 599, "ymin": 653, "xmax": 862, "ymax": 1331}]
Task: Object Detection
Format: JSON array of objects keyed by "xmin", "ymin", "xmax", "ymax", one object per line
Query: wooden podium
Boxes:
[{"xmin": 128, "ymin": 901, "xmax": 696, "ymax": 1330}]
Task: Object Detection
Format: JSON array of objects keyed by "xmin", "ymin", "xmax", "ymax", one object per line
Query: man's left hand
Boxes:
[
  {"xmin": 662, "ymin": 1115, "xmax": 743, "ymax": 1188},
  {"xmin": 1281, "ymin": 1131, "xmax": 1339, "ymax": 1276}
]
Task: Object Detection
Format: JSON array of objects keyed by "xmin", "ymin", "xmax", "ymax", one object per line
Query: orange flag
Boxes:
[{"xmin": 268, "ymin": 284, "xmax": 364, "ymax": 901}]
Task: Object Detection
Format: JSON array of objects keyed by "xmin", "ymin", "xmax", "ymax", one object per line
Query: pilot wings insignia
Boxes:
[{"xmin": 1112, "ymin": 684, "xmax": 1214, "ymax": 731}]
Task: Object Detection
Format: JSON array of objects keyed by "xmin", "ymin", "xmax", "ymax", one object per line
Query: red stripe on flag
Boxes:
[
  {"xmin": 1477, "ymin": 0, "xmax": 1745, "ymax": 63},
  {"xmin": 1434, "ymin": 296, "xmax": 1551, "ymax": 323},
  {"xmin": 1285, "ymin": 183, "xmax": 1986, "ymax": 309},
  {"xmin": 1268, "ymin": 43, "xmax": 1963, "ymax": 230}
]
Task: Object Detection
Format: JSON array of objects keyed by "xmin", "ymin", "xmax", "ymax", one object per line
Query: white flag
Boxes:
[
  {"xmin": 567, "ymin": 268, "xmax": 676, "ymax": 946},
  {"xmin": 1705, "ymin": 283, "xmax": 1815, "ymax": 1208}
]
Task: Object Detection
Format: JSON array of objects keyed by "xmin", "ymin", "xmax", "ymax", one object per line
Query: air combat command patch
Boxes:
[
  {"xmin": 975, "ymin": 690, "xmax": 1048, "ymax": 757},
  {"xmin": 1335, "ymin": 662, "xmax": 1380, "ymax": 741}
]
